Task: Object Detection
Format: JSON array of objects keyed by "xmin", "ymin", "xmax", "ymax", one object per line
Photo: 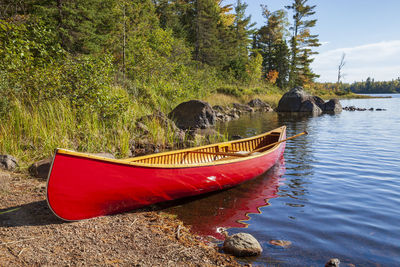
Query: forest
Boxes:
[
  {"xmin": 0, "ymin": 0, "xmax": 328, "ymax": 164},
  {"xmin": 343, "ymin": 77, "xmax": 400, "ymax": 94}
]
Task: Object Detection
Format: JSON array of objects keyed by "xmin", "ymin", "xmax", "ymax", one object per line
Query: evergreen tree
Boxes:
[
  {"xmin": 286, "ymin": 0, "xmax": 320, "ymax": 86},
  {"xmin": 220, "ymin": 0, "xmax": 255, "ymax": 80},
  {"xmin": 232, "ymin": 0, "xmax": 255, "ymax": 62},
  {"xmin": 192, "ymin": 0, "xmax": 222, "ymax": 66},
  {"xmin": 32, "ymin": 0, "xmax": 117, "ymax": 54},
  {"xmin": 153, "ymin": 0, "xmax": 193, "ymax": 40},
  {"xmin": 254, "ymin": 7, "xmax": 289, "ymax": 88}
]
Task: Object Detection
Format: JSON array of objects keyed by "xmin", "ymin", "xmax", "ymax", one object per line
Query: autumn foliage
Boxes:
[{"xmin": 266, "ymin": 70, "xmax": 279, "ymax": 84}]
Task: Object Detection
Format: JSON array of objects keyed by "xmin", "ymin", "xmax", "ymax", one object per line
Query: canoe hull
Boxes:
[{"xmin": 47, "ymin": 131, "xmax": 286, "ymax": 221}]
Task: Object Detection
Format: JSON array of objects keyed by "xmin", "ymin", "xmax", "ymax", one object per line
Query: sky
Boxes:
[{"xmin": 225, "ymin": 0, "xmax": 400, "ymax": 83}]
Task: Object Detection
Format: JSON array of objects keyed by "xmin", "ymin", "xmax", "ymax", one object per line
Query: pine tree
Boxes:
[
  {"xmin": 31, "ymin": 0, "xmax": 117, "ymax": 54},
  {"xmin": 254, "ymin": 7, "xmax": 289, "ymax": 88},
  {"xmin": 192, "ymin": 0, "xmax": 222, "ymax": 66},
  {"xmin": 286, "ymin": 0, "xmax": 320, "ymax": 86},
  {"xmin": 232, "ymin": 0, "xmax": 255, "ymax": 62},
  {"xmin": 220, "ymin": 0, "xmax": 255, "ymax": 80}
]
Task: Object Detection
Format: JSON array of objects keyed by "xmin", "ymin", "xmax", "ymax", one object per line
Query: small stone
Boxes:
[
  {"xmin": 0, "ymin": 155, "xmax": 18, "ymax": 171},
  {"xmin": 268, "ymin": 240, "xmax": 292, "ymax": 248},
  {"xmin": 223, "ymin": 233, "xmax": 262, "ymax": 257},
  {"xmin": 213, "ymin": 105, "xmax": 225, "ymax": 113},
  {"xmin": 325, "ymin": 258, "xmax": 340, "ymax": 267}
]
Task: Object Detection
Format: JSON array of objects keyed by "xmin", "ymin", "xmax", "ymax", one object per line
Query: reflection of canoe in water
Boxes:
[
  {"xmin": 47, "ymin": 127, "xmax": 287, "ymax": 221},
  {"xmin": 167, "ymin": 157, "xmax": 286, "ymax": 240}
]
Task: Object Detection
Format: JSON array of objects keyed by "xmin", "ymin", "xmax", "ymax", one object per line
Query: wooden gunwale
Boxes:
[{"xmin": 56, "ymin": 126, "xmax": 286, "ymax": 169}]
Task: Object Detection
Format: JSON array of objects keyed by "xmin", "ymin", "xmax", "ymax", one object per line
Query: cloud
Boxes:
[{"xmin": 312, "ymin": 40, "xmax": 400, "ymax": 82}]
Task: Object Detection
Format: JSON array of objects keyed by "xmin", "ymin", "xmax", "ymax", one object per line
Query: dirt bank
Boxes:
[{"xmin": 0, "ymin": 170, "xmax": 239, "ymax": 266}]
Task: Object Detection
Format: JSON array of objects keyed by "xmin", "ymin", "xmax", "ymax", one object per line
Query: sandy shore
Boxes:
[{"xmin": 0, "ymin": 169, "xmax": 239, "ymax": 266}]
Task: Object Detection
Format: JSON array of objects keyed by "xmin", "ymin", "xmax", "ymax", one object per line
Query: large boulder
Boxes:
[
  {"xmin": 277, "ymin": 87, "xmax": 314, "ymax": 112},
  {"xmin": 169, "ymin": 100, "xmax": 216, "ymax": 130},
  {"xmin": 0, "ymin": 155, "xmax": 18, "ymax": 171},
  {"xmin": 277, "ymin": 87, "xmax": 342, "ymax": 115},
  {"xmin": 223, "ymin": 233, "xmax": 262, "ymax": 257},
  {"xmin": 323, "ymin": 99, "xmax": 342, "ymax": 113}
]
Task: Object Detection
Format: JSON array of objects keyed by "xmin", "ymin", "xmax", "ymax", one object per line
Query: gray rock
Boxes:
[
  {"xmin": 228, "ymin": 110, "xmax": 240, "ymax": 119},
  {"xmin": 313, "ymin": 96, "xmax": 326, "ymax": 109},
  {"xmin": 277, "ymin": 87, "xmax": 342, "ymax": 115},
  {"xmin": 277, "ymin": 87, "xmax": 313, "ymax": 112},
  {"xmin": 248, "ymin": 98, "xmax": 272, "ymax": 112},
  {"xmin": 0, "ymin": 155, "xmax": 18, "ymax": 171},
  {"xmin": 212, "ymin": 105, "xmax": 225, "ymax": 113},
  {"xmin": 323, "ymin": 99, "xmax": 342, "ymax": 113},
  {"xmin": 325, "ymin": 258, "xmax": 340, "ymax": 267},
  {"xmin": 299, "ymin": 100, "xmax": 323, "ymax": 114},
  {"xmin": 232, "ymin": 103, "xmax": 253, "ymax": 113},
  {"xmin": 223, "ymin": 233, "xmax": 262, "ymax": 257},
  {"xmin": 248, "ymin": 98, "xmax": 269, "ymax": 108},
  {"xmin": 29, "ymin": 158, "xmax": 52, "ymax": 179},
  {"xmin": 169, "ymin": 100, "xmax": 216, "ymax": 130}
]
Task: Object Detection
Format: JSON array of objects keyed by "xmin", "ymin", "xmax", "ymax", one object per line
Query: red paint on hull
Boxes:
[{"xmin": 47, "ymin": 136, "xmax": 285, "ymax": 221}]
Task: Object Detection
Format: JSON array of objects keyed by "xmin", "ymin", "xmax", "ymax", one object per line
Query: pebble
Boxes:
[
  {"xmin": 325, "ymin": 258, "xmax": 340, "ymax": 267},
  {"xmin": 223, "ymin": 233, "xmax": 262, "ymax": 257}
]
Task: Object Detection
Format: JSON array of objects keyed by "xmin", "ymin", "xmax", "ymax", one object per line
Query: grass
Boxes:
[
  {"xmin": 0, "ymin": 207, "xmax": 20, "ymax": 215},
  {"xmin": 0, "ymin": 96, "xmax": 163, "ymax": 168},
  {"xmin": 203, "ymin": 92, "xmax": 282, "ymax": 109},
  {"xmin": 4, "ymin": 75, "xmax": 371, "ymax": 171}
]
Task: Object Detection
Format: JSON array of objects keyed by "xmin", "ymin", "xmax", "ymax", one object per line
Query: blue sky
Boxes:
[{"xmin": 225, "ymin": 0, "xmax": 400, "ymax": 82}]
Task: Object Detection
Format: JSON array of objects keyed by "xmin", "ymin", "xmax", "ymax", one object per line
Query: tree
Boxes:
[
  {"xmin": 221, "ymin": 0, "xmax": 255, "ymax": 80},
  {"xmin": 254, "ymin": 6, "xmax": 289, "ymax": 88},
  {"xmin": 232, "ymin": 0, "xmax": 255, "ymax": 62},
  {"xmin": 337, "ymin": 52, "xmax": 346, "ymax": 86},
  {"xmin": 286, "ymin": 0, "xmax": 320, "ymax": 87}
]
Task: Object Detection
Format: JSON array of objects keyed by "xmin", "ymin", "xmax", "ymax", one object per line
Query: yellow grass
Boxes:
[{"xmin": 203, "ymin": 93, "xmax": 282, "ymax": 108}]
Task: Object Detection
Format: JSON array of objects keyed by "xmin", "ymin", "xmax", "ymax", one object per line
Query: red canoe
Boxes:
[{"xmin": 46, "ymin": 126, "xmax": 287, "ymax": 221}]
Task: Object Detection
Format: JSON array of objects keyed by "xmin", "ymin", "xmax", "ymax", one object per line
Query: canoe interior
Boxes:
[{"xmin": 127, "ymin": 130, "xmax": 282, "ymax": 165}]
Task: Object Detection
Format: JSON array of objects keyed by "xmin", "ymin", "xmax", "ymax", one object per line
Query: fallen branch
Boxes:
[{"xmin": 175, "ymin": 225, "xmax": 182, "ymax": 240}]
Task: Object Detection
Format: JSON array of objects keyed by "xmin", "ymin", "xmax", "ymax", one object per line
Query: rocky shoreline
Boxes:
[
  {"xmin": 1, "ymin": 87, "xmax": 371, "ymax": 266},
  {"xmin": 0, "ymin": 169, "xmax": 240, "ymax": 266}
]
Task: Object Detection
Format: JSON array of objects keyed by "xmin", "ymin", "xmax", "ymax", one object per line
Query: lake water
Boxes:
[{"xmin": 166, "ymin": 94, "xmax": 400, "ymax": 266}]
